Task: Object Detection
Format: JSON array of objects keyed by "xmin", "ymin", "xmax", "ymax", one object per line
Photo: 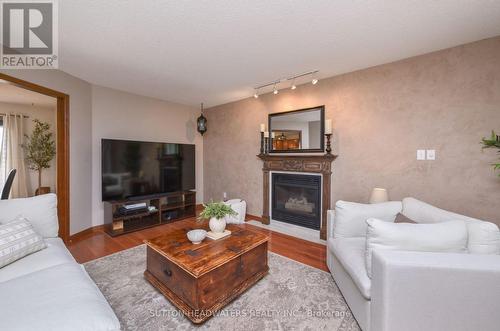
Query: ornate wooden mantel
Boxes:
[{"xmin": 257, "ymin": 154, "xmax": 338, "ymax": 240}]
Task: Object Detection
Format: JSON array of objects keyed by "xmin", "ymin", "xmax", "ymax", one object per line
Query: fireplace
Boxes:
[
  {"xmin": 258, "ymin": 154, "xmax": 336, "ymax": 239},
  {"xmin": 271, "ymin": 173, "xmax": 321, "ymax": 230}
]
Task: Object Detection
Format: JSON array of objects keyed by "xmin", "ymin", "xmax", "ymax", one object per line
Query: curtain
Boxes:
[{"xmin": 0, "ymin": 114, "xmax": 28, "ymax": 198}]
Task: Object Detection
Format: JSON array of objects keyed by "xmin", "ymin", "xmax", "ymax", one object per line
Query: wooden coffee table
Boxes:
[{"xmin": 144, "ymin": 220, "xmax": 269, "ymax": 324}]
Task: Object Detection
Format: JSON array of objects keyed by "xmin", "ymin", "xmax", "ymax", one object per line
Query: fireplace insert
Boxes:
[{"xmin": 271, "ymin": 173, "xmax": 321, "ymax": 230}]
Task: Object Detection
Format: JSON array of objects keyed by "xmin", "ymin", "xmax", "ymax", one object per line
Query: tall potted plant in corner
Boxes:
[
  {"xmin": 481, "ymin": 130, "xmax": 500, "ymax": 176},
  {"xmin": 23, "ymin": 119, "xmax": 56, "ymax": 195},
  {"xmin": 198, "ymin": 201, "xmax": 237, "ymax": 234}
]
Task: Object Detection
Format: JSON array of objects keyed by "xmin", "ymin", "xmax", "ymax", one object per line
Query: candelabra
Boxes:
[
  {"xmin": 325, "ymin": 133, "xmax": 332, "ymax": 154},
  {"xmin": 260, "ymin": 132, "xmax": 265, "ymax": 154}
]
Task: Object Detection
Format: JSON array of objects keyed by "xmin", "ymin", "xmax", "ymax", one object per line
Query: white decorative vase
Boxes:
[{"xmin": 209, "ymin": 217, "xmax": 226, "ymax": 233}]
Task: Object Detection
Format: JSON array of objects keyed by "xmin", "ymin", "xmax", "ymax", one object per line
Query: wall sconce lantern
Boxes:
[{"xmin": 197, "ymin": 103, "xmax": 207, "ymax": 135}]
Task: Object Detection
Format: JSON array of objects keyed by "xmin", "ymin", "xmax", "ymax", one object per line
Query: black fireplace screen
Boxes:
[{"xmin": 271, "ymin": 173, "xmax": 321, "ymax": 230}]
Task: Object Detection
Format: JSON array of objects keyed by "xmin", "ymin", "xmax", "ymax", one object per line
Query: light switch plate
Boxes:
[
  {"xmin": 426, "ymin": 149, "xmax": 436, "ymax": 160},
  {"xmin": 417, "ymin": 150, "xmax": 426, "ymax": 160}
]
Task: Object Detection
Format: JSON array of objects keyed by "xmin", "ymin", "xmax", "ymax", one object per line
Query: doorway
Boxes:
[{"xmin": 0, "ymin": 73, "xmax": 69, "ymax": 242}]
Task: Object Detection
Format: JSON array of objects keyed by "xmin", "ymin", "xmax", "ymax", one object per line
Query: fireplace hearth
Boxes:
[{"xmin": 272, "ymin": 173, "xmax": 321, "ymax": 229}]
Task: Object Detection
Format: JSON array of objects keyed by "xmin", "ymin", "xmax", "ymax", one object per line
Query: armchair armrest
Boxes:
[
  {"xmin": 371, "ymin": 250, "xmax": 500, "ymax": 331},
  {"xmin": 327, "ymin": 210, "xmax": 335, "ymax": 239}
]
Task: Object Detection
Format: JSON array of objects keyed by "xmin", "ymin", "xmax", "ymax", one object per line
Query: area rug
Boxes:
[{"xmin": 84, "ymin": 245, "xmax": 360, "ymax": 331}]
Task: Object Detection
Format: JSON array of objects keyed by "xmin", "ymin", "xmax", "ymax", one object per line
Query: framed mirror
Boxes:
[{"xmin": 268, "ymin": 106, "xmax": 325, "ymax": 153}]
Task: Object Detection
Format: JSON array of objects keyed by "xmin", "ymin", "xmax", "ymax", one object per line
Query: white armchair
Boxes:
[
  {"xmin": 326, "ymin": 199, "xmax": 500, "ymax": 331},
  {"xmin": 224, "ymin": 199, "xmax": 247, "ymax": 224}
]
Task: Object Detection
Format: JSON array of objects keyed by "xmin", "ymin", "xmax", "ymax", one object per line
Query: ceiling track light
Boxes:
[
  {"xmin": 254, "ymin": 88, "xmax": 259, "ymax": 98},
  {"xmin": 253, "ymin": 70, "xmax": 318, "ymax": 98},
  {"xmin": 311, "ymin": 71, "xmax": 318, "ymax": 85}
]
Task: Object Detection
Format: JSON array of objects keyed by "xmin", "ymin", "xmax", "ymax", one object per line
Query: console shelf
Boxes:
[{"xmin": 103, "ymin": 191, "xmax": 196, "ymax": 237}]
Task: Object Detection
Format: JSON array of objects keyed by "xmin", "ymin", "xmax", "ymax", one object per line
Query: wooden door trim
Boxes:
[{"xmin": 0, "ymin": 73, "xmax": 70, "ymax": 243}]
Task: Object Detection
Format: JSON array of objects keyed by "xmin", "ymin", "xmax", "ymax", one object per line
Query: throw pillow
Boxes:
[
  {"xmin": 394, "ymin": 213, "xmax": 417, "ymax": 224},
  {"xmin": 402, "ymin": 197, "xmax": 500, "ymax": 254},
  {"xmin": 0, "ymin": 193, "xmax": 59, "ymax": 238},
  {"xmin": 0, "ymin": 216, "xmax": 47, "ymax": 269},
  {"xmin": 365, "ymin": 218, "xmax": 468, "ymax": 278},
  {"xmin": 333, "ymin": 200, "xmax": 402, "ymax": 238}
]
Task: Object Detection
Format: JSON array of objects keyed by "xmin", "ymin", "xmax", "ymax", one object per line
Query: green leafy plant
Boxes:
[
  {"xmin": 198, "ymin": 201, "xmax": 237, "ymax": 221},
  {"xmin": 481, "ymin": 130, "xmax": 500, "ymax": 176},
  {"xmin": 23, "ymin": 119, "xmax": 56, "ymax": 191}
]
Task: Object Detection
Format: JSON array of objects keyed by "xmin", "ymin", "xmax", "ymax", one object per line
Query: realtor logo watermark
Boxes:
[{"xmin": 0, "ymin": 0, "xmax": 58, "ymax": 68}]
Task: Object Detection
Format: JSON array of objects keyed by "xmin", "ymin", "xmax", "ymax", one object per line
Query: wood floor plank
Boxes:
[{"xmin": 67, "ymin": 217, "xmax": 328, "ymax": 272}]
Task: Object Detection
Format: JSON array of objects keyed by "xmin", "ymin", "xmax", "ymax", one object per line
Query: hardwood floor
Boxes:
[{"xmin": 67, "ymin": 217, "xmax": 328, "ymax": 272}]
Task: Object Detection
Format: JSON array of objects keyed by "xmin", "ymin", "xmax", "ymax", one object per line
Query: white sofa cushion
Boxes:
[
  {"xmin": 0, "ymin": 237, "xmax": 75, "ymax": 283},
  {"xmin": 0, "ymin": 216, "xmax": 47, "ymax": 269},
  {"xmin": 402, "ymin": 197, "xmax": 500, "ymax": 254},
  {"xmin": 333, "ymin": 200, "xmax": 402, "ymax": 238},
  {"xmin": 0, "ymin": 193, "xmax": 59, "ymax": 238},
  {"xmin": 0, "ymin": 262, "xmax": 120, "ymax": 331},
  {"xmin": 365, "ymin": 218, "xmax": 468, "ymax": 278},
  {"xmin": 328, "ymin": 237, "xmax": 371, "ymax": 299}
]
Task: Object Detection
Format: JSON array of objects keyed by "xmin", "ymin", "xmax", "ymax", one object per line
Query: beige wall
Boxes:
[
  {"xmin": 91, "ymin": 85, "xmax": 203, "ymax": 227},
  {"xmin": 0, "ymin": 102, "xmax": 57, "ymax": 196},
  {"xmin": 203, "ymin": 37, "xmax": 500, "ymax": 225},
  {"xmin": 0, "ymin": 69, "xmax": 93, "ymax": 235}
]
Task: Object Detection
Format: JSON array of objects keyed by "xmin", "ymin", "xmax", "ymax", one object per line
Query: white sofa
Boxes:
[
  {"xmin": 0, "ymin": 194, "xmax": 120, "ymax": 331},
  {"xmin": 327, "ymin": 197, "xmax": 500, "ymax": 331}
]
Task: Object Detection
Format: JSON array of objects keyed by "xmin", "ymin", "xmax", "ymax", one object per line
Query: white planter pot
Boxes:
[{"xmin": 209, "ymin": 217, "xmax": 226, "ymax": 233}]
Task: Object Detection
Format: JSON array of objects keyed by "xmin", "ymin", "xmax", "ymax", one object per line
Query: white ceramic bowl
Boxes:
[{"xmin": 187, "ymin": 229, "xmax": 207, "ymax": 244}]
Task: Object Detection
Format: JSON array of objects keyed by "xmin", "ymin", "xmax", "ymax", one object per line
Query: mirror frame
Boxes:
[{"xmin": 268, "ymin": 105, "xmax": 325, "ymax": 154}]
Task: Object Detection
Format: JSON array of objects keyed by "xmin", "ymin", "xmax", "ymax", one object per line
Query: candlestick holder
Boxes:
[
  {"xmin": 264, "ymin": 137, "xmax": 269, "ymax": 154},
  {"xmin": 260, "ymin": 132, "xmax": 264, "ymax": 154},
  {"xmin": 325, "ymin": 133, "xmax": 332, "ymax": 154}
]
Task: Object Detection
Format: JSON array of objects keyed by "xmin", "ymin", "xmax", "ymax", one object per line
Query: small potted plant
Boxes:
[{"xmin": 198, "ymin": 201, "xmax": 237, "ymax": 233}]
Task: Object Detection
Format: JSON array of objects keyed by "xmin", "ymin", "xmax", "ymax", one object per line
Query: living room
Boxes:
[{"xmin": 0, "ymin": 1, "xmax": 499, "ymax": 331}]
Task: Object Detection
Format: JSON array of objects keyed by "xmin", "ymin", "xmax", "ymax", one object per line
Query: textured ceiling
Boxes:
[{"xmin": 59, "ymin": 0, "xmax": 500, "ymax": 107}]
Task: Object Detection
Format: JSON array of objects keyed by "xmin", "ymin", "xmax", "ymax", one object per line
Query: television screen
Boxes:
[{"xmin": 101, "ymin": 139, "xmax": 195, "ymax": 201}]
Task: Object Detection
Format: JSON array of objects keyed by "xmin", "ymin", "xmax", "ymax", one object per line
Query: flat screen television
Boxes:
[{"xmin": 101, "ymin": 139, "xmax": 195, "ymax": 201}]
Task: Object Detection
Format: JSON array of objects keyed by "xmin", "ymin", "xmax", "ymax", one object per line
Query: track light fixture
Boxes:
[
  {"xmin": 311, "ymin": 71, "xmax": 318, "ymax": 85},
  {"xmin": 253, "ymin": 70, "xmax": 318, "ymax": 98},
  {"xmin": 254, "ymin": 88, "xmax": 259, "ymax": 98}
]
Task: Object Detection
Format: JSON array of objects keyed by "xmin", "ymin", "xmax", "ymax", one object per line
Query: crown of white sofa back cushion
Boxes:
[
  {"xmin": 365, "ymin": 218, "xmax": 468, "ymax": 278},
  {"xmin": 333, "ymin": 200, "xmax": 402, "ymax": 238},
  {"xmin": 0, "ymin": 194, "xmax": 58, "ymax": 238},
  {"xmin": 402, "ymin": 197, "xmax": 500, "ymax": 254}
]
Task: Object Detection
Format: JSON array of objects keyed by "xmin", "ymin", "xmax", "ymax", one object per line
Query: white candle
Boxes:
[
  {"xmin": 271, "ymin": 132, "xmax": 275, "ymax": 139},
  {"xmin": 325, "ymin": 119, "xmax": 332, "ymax": 134},
  {"xmin": 260, "ymin": 123, "xmax": 266, "ymax": 132},
  {"xmin": 264, "ymin": 131, "xmax": 269, "ymax": 138}
]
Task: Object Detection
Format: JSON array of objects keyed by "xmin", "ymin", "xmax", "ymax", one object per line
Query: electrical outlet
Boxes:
[
  {"xmin": 223, "ymin": 192, "xmax": 227, "ymax": 201},
  {"xmin": 417, "ymin": 150, "xmax": 426, "ymax": 160},
  {"xmin": 426, "ymin": 150, "xmax": 436, "ymax": 160}
]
